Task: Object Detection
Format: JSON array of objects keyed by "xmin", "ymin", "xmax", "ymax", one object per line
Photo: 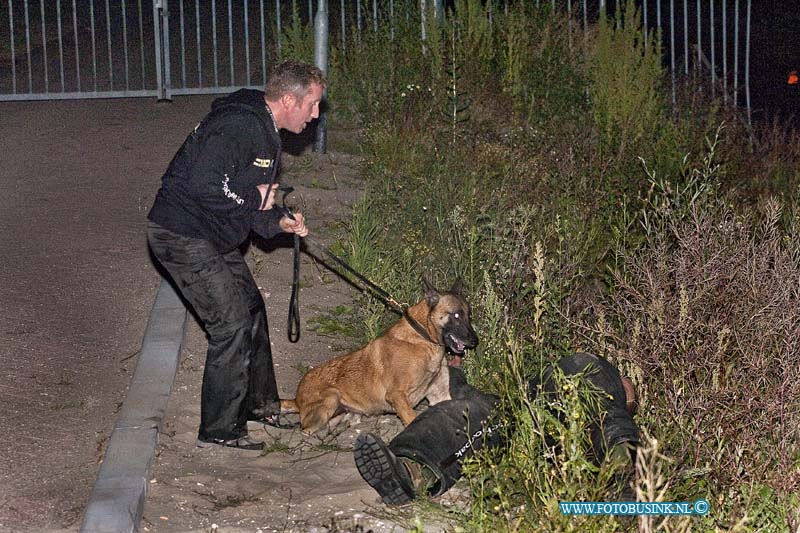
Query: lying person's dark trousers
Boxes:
[{"xmin": 354, "ymin": 352, "xmax": 639, "ymax": 504}]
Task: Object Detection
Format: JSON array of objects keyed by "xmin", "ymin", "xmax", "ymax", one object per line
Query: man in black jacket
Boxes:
[{"xmin": 147, "ymin": 60, "xmax": 326, "ymax": 451}]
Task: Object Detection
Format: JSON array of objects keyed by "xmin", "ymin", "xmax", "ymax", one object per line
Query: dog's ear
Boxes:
[
  {"xmin": 422, "ymin": 276, "xmax": 440, "ymax": 307},
  {"xmin": 449, "ymin": 278, "xmax": 465, "ymax": 296}
]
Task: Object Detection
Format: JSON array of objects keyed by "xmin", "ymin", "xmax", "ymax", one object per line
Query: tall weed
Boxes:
[
  {"xmin": 589, "ymin": 0, "xmax": 663, "ymax": 160},
  {"xmin": 502, "ymin": 4, "xmax": 586, "ymax": 124},
  {"xmin": 592, "ymin": 197, "xmax": 800, "ymax": 505},
  {"xmin": 279, "ymin": 1, "xmax": 314, "ymax": 62},
  {"xmin": 449, "ymin": 0, "xmax": 499, "ymax": 90}
]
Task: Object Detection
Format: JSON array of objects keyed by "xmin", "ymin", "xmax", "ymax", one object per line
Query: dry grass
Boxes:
[{"xmin": 597, "ymin": 198, "xmax": 800, "ymax": 495}]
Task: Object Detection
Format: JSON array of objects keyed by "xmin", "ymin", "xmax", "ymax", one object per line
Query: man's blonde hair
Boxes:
[{"xmin": 264, "ymin": 60, "xmax": 328, "ymax": 101}]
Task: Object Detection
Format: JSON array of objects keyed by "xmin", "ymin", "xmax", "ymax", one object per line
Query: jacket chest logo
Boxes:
[{"xmin": 253, "ymin": 158, "xmax": 273, "ymax": 168}]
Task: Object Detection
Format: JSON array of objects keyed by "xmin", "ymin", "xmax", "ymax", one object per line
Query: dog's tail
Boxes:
[{"xmin": 280, "ymin": 399, "xmax": 299, "ymax": 413}]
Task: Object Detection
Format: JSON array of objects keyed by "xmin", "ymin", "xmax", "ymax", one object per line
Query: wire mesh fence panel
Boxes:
[{"xmin": 0, "ymin": 0, "xmax": 159, "ymax": 100}]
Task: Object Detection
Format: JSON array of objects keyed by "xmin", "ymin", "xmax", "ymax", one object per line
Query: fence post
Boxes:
[
  {"xmin": 745, "ymin": 0, "xmax": 751, "ymax": 127},
  {"xmin": 433, "ymin": 0, "xmax": 443, "ymax": 23},
  {"xmin": 710, "ymin": 0, "xmax": 715, "ymax": 97},
  {"xmin": 669, "ymin": 0, "xmax": 675, "ymax": 107},
  {"xmin": 734, "ymin": 0, "xmax": 739, "ymax": 107},
  {"xmin": 643, "ymin": 0, "xmax": 648, "ymax": 51},
  {"xmin": 153, "ymin": 0, "xmax": 172, "ymax": 101},
  {"xmin": 314, "ymin": 0, "xmax": 328, "ymax": 154},
  {"xmin": 420, "ymin": 0, "xmax": 427, "ymax": 45},
  {"xmin": 722, "ymin": 0, "xmax": 727, "ymax": 101}
]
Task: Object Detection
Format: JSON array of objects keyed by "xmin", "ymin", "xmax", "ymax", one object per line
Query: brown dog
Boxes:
[{"xmin": 281, "ymin": 279, "xmax": 478, "ymax": 434}]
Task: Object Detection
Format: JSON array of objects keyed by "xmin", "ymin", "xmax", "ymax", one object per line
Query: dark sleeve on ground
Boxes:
[
  {"xmin": 530, "ymin": 352, "xmax": 640, "ymax": 460},
  {"xmin": 388, "ymin": 368, "xmax": 501, "ymax": 497},
  {"xmin": 387, "ymin": 354, "xmax": 640, "ymax": 498}
]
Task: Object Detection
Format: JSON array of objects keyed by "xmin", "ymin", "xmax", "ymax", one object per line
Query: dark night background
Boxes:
[
  {"xmin": 748, "ymin": 1, "xmax": 799, "ymax": 127},
  {"xmin": 635, "ymin": 0, "xmax": 800, "ymax": 128}
]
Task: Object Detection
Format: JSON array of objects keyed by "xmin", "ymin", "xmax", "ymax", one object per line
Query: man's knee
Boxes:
[{"xmin": 206, "ymin": 313, "xmax": 253, "ymax": 341}]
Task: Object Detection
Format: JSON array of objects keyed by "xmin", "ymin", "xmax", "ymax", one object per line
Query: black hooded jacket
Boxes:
[{"xmin": 148, "ymin": 89, "xmax": 284, "ymax": 253}]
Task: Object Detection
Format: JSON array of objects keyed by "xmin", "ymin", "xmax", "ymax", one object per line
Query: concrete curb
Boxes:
[{"xmin": 80, "ymin": 279, "xmax": 187, "ymax": 533}]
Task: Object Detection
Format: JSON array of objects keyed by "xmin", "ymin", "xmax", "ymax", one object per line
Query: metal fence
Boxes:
[
  {"xmin": 638, "ymin": 0, "xmax": 753, "ymax": 122},
  {"xmin": 0, "ymin": 0, "xmax": 752, "ymax": 124},
  {"xmin": 158, "ymin": 0, "xmax": 269, "ymax": 99},
  {"xmin": 0, "ymin": 0, "xmax": 329, "ymax": 101},
  {"xmin": 0, "ymin": 0, "xmax": 161, "ymax": 99}
]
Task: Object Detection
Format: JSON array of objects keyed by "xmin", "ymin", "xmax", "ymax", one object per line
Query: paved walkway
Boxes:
[{"xmin": 0, "ymin": 96, "xmax": 215, "ymax": 531}]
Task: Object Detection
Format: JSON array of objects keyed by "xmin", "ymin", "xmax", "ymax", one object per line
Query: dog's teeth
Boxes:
[{"xmin": 448, "ymin": 334, "xmax": 465, "ymax": 352}]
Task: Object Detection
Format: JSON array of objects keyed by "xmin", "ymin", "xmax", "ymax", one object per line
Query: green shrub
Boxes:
[
  {"xmin": 448, "ymin": 0, "xmax": 500, "ymax": 91},
  {"xmin": 501, "ymin": 3, "xmax": 586, "ymax": 125},
  {"xmin": 589, "ymin": 0, "xmax": 665, "ymax": 165},
  {"xmin": 279, "ymin": 1, "xmax": 314, "ymax": 63}
]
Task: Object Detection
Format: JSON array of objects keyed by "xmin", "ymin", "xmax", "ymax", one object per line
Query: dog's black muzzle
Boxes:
[{"xmin": 443, "ymin": 322, "xmax": 478, "ymax": 356}]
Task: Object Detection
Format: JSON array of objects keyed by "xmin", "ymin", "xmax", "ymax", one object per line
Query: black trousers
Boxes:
[
  {"xmin": 389, "ymin": 354, "xmax": 639, "ymax": 496},
  {"xmin": 147, "ymin": 221, "xmax": 280, "ymax": 440}
]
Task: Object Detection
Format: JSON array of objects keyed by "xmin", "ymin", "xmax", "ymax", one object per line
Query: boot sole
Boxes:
[{"xmin": 353, "ymin": 433, "xmax": 414, "ymax": 505}]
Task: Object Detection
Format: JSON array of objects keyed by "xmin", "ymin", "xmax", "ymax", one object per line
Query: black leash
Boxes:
[
  {"xmin": 287, "ymin": 231, "xmax": 301, "ymax": 342},
  {"xmin": 302, "ymin": 234, "xmax": 440, "ymax": 345},
  {"xmin": 274, "ymin": 185, "xmax": 300, "ymax": 343},
  {"xmin": 275, "ymin": 186, "xmax": 440, "ymax": 346}
]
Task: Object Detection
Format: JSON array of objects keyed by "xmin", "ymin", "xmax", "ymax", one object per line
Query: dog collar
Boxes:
[{"xmin": 403, "ymin": 309, "xmax": 442, "ymax": 346}]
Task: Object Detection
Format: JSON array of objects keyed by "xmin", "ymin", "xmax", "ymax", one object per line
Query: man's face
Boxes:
[{"xmin": 285, "ymin": 82, "xmax": 323, "ymax": 134}]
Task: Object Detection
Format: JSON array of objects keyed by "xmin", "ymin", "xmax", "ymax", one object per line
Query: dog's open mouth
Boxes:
[
  {"xmin": 445, "ymin": 334, "xmax": 469, "ymax": 368},
  {"xmin": 446, "ymin": 333, "xmax": 466, "ymax": 354}
]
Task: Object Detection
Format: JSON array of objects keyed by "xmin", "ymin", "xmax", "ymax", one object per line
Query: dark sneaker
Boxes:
[
  {"xmin": 196, "ymin": 435, "xmax": 265, "ymax": 451},
  {"xmin": 250, "ymin": 413, "xmax": 296, "ymax": 429},
  {"xmin": 353, "ymin": 433, "xmax": 415, "ymax": 505}
]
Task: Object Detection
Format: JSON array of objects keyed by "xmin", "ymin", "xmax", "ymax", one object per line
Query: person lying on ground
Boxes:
[{"xmin": 353, "ymin": 352, "xmax": 639, "ymax": 504}]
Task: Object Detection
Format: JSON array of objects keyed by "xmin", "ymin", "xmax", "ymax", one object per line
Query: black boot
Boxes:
[
  {"xmin": 354, "ymin": 433, "xmax": 416, "ymax": 505},
  {"xmin": 607, "ymin": 444, "xmax": 637, "ymax": 502},
  {"xmin": 386, "ymin": 368, "xmax": 502, "ymax": 498}
]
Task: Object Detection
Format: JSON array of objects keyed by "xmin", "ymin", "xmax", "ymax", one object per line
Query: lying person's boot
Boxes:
[
  {"xmin": 606, "ymin": 443, "xmax": 637, "ymax": 502},
  {"xmin": 355, "ymin": 368, "xmax": 503, "ymax": 505},
  {"xmin": 196, "ymin": 435, "xmax": 265, "ymax": 451},
  {"xmin": 354, "ymin": 433, "xmax": 416, "ymax": 505},
  {"xmin": 604, "ymin": 444, "xmax": 638, "ymax": 531}
]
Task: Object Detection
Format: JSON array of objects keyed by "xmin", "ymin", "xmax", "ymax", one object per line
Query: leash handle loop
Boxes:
[
  {"xmin": 287, "ymin": 233, "xmax": 301, "ymax": 343},
  {"xmin": 277, "ymin": 185, "xmax": 301, "ymax": 343}
]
